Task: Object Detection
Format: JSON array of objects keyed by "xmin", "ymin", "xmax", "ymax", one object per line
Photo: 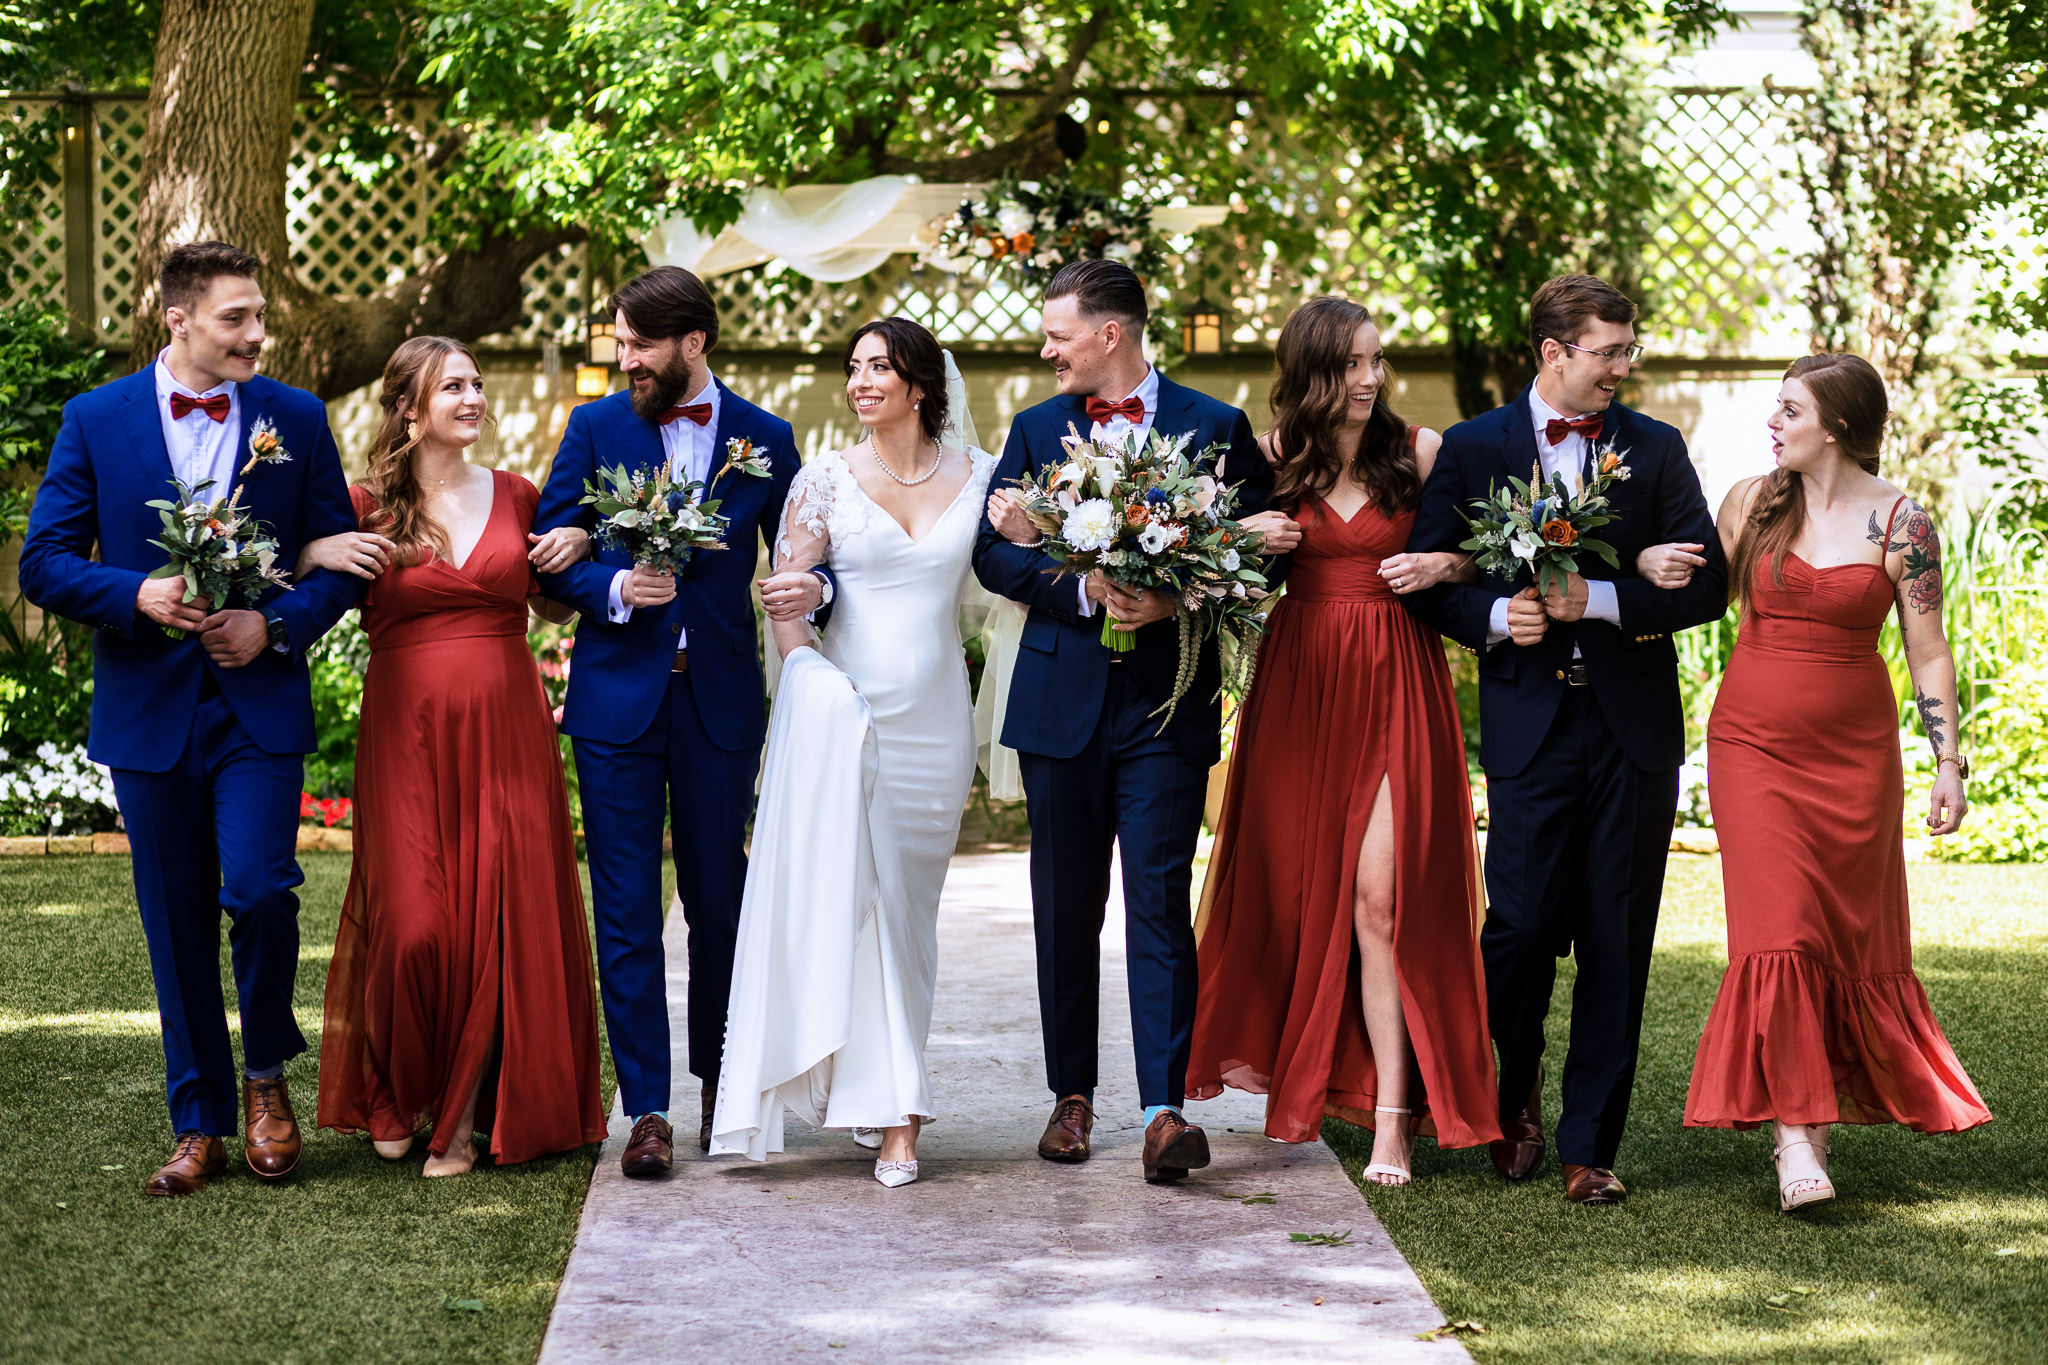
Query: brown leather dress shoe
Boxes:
[
  {"xmin": 622, "ymin": 1113, "xmax": 674, "ymax": 1177},
  {"xmin": 242, "ymin": 1075, "xmax": 301, "ymax": 1181},
  {"xmin": 1489, "ymin": 1077, "xmax": 1545, "ymax": 1182},
  {"xmin": 1142, "ymin": 1109, "xmax": 1211, "ymax": 1184},
  {"xmin": 146, "ymin": 1132, "xmax": 227, "ymax": 1197},
  {"xmin": 1563, "ymin": 1164, "xmax": 1628, "ymax": 1205},
  {"xmin": 699, "ymin": 1090, "xmax": 715, "ymax": 1154},
  {"xmin": 1037, "ymin": 1095, "xmax": 1094, "ymax": 1163}
]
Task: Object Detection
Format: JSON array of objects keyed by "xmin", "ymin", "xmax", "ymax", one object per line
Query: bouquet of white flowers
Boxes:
[
  {"xmin": 580, "ymin": 440, "xmax": 772, "ymax": 576},
  {"xmin": 1460, "ymin": 441, "xmax": 1631, "ymax": 596},
  {"xmin": 1006, "ymin": 424, "xmax": 1269, "ymax": 725},
  {"xmin": 144, "ymin": 479, "xmax": 291, "ymax": 638}
]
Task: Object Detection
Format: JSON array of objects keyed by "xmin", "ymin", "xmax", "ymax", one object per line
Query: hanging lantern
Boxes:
[
  {"xmin": 1181, "ymin": 298, "xmax": 1224, "ymax": 355},
  {"xmin": 575, "ymin": 315, "xmax": 617, "ymax": 397}
]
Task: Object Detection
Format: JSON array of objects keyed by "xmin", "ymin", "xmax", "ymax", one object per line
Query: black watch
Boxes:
[{"xmin": 261, "ymin": 607, "xmax": 291, "ymax": 651}]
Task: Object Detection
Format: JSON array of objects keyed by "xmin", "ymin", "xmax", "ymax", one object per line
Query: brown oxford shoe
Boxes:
[
  {"xmin": 1037, "ymin": 1095, "xmax": 1094, "ymax": 1163},
  {"xmin": 1141, "ymin": 1109, "xmax": 1211, "ymax": 1184},
  {"xmin": 699, "ymin": 1090, "xmax": 715, "ymax": 1154},
  {"xmin": 1563, "ymin": 1163, "xmax": 1628, "ymax": 1205},
  {"xmin": 145, "ymin": 1132, "xmax": 227, "ymax": 1197},
  {"xmin": 621, "ymin": 1112, "xmax": 674, "ymax": 1178},
  {"xmin": 242, "ymin": 1075, "xmax": 302, "ymax": 1181},
  {"xmin": 1489, "ymin": 1077, "xmax": 1545, "ymax": 1182}
]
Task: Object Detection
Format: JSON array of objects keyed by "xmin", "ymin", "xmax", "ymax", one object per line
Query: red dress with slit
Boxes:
[
  {"xmin": 317, "ymin": 471, "xmax": 607, "ymax": 1163},
  {"xmin": 1186, "ymin": 463, "xmax": 1500, "ymax": 1147},
  {"xmin": 1685, "ymin": 533, "xmax": 1991, "ymax": 1134}
]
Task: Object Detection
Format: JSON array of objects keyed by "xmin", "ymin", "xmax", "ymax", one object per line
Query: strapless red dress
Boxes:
[
  {"xmin": 1187, "ymin": 486, "xmax": 1499, "ymax": 1146},
  {"xmin": 318, "ymin": 471, "xmax": 607, "ymax": 1163},
  {"xmin": 1685, "ymin": 540, "xmax": 1990, "ymax": 1133}
]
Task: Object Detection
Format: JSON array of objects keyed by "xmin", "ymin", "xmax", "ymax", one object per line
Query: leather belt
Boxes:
[
  {"xmin": 671, "ymin": 650, "xmax": 690, "ymax": 673},
  {"xmin": 1562, "ymin": 662, "xmax": 1588, "ymax": 686}
]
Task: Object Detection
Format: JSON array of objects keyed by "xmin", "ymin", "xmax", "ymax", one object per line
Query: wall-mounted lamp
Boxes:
[{"xmin": 1180, "ymin": 299, "xmax": 1224, "ymax": 355}]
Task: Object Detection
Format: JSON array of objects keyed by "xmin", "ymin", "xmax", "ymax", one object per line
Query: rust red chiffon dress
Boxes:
[
  {"xmin": 1685, "ymin": 530, "xmax": 1991, "ymax": 1134},
  {"xmin": 1187, "ymin": 471, "xmax": 1500, "ymax": 1147},
  {"xmin": 318, "ymin": 471, "xmax": 607, "ymax": 1164}
]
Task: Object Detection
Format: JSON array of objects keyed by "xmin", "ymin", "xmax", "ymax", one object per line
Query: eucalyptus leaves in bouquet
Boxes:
[
  {"xmin": 145, "ymin": 479, "xmax": 292, "ymax": 638},
  {"xmin": 1462, "ymin": 443, "xmax": 1631, "ymax": 596}
]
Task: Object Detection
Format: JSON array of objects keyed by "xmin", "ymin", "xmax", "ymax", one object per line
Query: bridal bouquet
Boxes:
[
  {"xmin": 145, "ymin": 479, "xmax": 291, "ymax": 638},
  {"xmin": 1461, "ymin": 442, "xmax": 1631, "ymax": 597},
  {"xmin": 1007, "ymin": 424, "xmax": 1269, "ymax": 724}
]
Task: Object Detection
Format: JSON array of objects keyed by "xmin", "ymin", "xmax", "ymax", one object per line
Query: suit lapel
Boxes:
[
  {"xmin": 119, "ymin": 371, "xmax": 178, "ymax": 497},
  {"xmin": 227, "ymin": 376, "xmax": 274, "ymax": 504},
  {"xmin": 705, "ymin": 381, "xmax": 747, "ymax": 498},
  {"xmin": 1504, "ymin": 384, "xmax": 1543, "ymax": 492},
  {"xmin": 1037, "ymin": 395, "xmax": 1089, "ymax": 470},
  {"xmin": 1151, "ymin": 374, "xmax": 1201, "ymax": 442}
]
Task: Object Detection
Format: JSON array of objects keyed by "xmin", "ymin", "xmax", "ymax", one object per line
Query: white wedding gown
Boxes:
[{"xmin": 710, "ymin": 444, "xmax": 997, "ymax": 1160}]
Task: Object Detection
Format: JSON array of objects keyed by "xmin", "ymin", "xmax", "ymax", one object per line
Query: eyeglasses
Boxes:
[{"xmin": 1554, "ymin": 338, "xmax": 1646, "ymax": 364}]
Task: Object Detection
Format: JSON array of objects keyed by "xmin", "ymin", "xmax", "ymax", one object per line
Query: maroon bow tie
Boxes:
[
  {"xmin": 1545, "ymin": 413, "xmax": 1604, "ymax": 446},
  {"xmin": 1085, "ymin": 395, "xmax": 1146, "ymax": 425},
  {"xmin": 170, "ymin": 391, "xmax": 232, "ymax": 423},
  {"xmin": 660, "ymin": 402, "xmax": 714, "ymax": 427}
]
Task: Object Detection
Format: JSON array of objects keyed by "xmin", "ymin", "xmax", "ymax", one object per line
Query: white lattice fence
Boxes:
[{"xmin": 1, "ymin": 100, "xmax": 67, "ymax": 312}]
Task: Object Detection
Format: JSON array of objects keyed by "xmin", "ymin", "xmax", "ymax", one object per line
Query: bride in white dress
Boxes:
[{"xmin": 710, "ymin": 317, "xmax": 1014, "ymax": 1186}]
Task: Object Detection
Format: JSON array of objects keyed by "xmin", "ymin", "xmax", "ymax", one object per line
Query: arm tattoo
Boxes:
[
  {"xmin": 1872, "ymin": 500, "xmax": 1944, "ymax": 615},
  {"xmin": 1914, "ymin": 686, "xmax": 1947, "ymax": 757}
]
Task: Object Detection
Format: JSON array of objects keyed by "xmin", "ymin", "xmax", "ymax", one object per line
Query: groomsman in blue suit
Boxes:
[
  {"xmin": 1404, "ymin": 275, "xmax": 1727, "ymax": 1205},
  {"xmin": 533, "ymin": 266, "xmax": 830, "ymax": 1175},
  {"xmin": 20, "ymin": 242, "xmax": 362, "ymax": 1196},
  {"xmin": 976, "ymin": 260, "xmax": 1291, "ymax": 1183}
]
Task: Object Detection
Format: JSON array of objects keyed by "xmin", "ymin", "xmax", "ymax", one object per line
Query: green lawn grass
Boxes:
[
  {"xmin": 1328, "ymin": 855, "xmax": 2048, "ymax": 1364},
  {"xmin": 0, "ymin": 852, "xmax": 652, "ymax": 1365}
]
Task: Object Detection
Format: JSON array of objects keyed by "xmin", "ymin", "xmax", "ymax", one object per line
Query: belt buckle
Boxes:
[
  {"xmin": 1565, "ymin": 662, "xmax": 1588, "ymax": 686},
  {"xmin": 671, "ymin": 649, "xmax": 690, "ymax": 673}
]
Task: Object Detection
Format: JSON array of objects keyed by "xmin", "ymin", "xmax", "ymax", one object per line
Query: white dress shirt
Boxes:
[
  {"xmin": 607, "ymin": 374, "xmax": 722, "ymax": 646},
  {"xmin": 1486, "ymin": 389, "xmax": 1621, "ymax": 649},
  {"xmin": 153, "ymin": 351, "xmax": 241, "ymax": 496},
  {"xmin": 1076, "ymin": 365, "xmax": 1161, "ymax": 619}
]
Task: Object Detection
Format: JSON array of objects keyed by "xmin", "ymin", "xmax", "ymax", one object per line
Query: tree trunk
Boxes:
[
  {"xmin": 129, "ymin": 0, "xmax": 579, "ymax": 400},
  {"xmin": 129, "ymin": 0, "xmax": 316, "ymax": 382}
]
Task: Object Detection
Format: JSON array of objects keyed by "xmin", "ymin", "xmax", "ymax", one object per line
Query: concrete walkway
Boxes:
[{"xmin": 539, "ymin": 853, "xmax": 1469, "ymax": 1364}]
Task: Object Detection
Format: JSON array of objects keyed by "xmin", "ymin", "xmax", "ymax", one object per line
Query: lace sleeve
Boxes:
[{"xmin": 774, "ymin": 460, "xmax": 832, "ymax": 572}]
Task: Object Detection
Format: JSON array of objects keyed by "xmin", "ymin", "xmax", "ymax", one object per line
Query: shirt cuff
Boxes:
[
  {"xmin": 607, "ymin": 569, "xmax": 633, "ymax": 623},
  {"xmin": 1076, "ymin": 577, "xmax": 1096, "ymax": 618},
  {"xmin": 1584, "ymin": 579, "xmax": 1620, "ymax": 625},
  {"xmin": 1487, "ymin": 596, "xmax": 1510, "ymax": 646}
]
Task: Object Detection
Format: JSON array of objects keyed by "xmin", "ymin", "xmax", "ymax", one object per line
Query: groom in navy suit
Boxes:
[
  {"xmin": 1404, "ymin": 275, "xmax": 1727, "ymax": 1204},
  {"xmin": 976, "ymin": 260, "xmax": 1290, "ymax": 1183},
  {"xmin": 534, "ymin": 266, "xmax": 831, "ymax": 1175},
  {"xmin": 20, "ymin": 242, "xmax": 362, "ymax": 1196}
]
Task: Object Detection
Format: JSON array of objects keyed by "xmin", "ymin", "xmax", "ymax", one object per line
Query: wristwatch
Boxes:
[
  {"xmin": 260, "ymin": 606, "xmax": 291, "ymax": 652},
  {"xmin": 809, "ymin": 567, "xmax": 834, "ymax": 606},
  {"xmin": 1937, "ymin": 752, "xmax": 1970, "ymax": 780}
]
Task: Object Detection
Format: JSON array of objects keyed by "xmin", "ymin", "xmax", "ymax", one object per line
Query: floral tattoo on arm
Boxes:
[
  {"xmin": 1914, "ymin": 685, "xmax": 1947, "ymax": 758},
  {"xmin": 1868, "ymin": 500, "xmax": 1942, "ymax": 615}
]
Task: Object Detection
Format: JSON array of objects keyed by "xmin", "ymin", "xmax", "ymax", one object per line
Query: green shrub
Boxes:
[{"xmin": 0, "ymin": 302, "xmax": 117, "ymax": 546}]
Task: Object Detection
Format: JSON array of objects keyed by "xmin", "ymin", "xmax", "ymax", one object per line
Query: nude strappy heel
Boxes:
[
  {"xmin": 1363, "ymin": 1106, "xmax": 1413, "ymax": 1186},
  {"xmin": 1772, "ymin": 1122, "xmax": 1834, "ymax": 1211}
]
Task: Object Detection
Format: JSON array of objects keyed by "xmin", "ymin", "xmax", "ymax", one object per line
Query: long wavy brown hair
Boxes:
[
  {"xmin": 1268, "ymin": 296, "xmax": 1416, "ymax": 514},
  {"xmin": 357, "ymin": 336, "xmax": 487, "ymax": 566},
  {"xmin": 1730, "ymin": 352, "xmax": 1889, "ymax": 612}
]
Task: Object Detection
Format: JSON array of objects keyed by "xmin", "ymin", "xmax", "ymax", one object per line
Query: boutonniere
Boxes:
[
  {"xmin": 711, "ymin": 436, "xmax": 773, "ymax": 485},
  {"xmin": 1589, "ymin": 437, "xmax": 1633, "ymax": 484},
  {"xmin": 238, "ymin": 416, "xmax": 291, "ymax": 476}
]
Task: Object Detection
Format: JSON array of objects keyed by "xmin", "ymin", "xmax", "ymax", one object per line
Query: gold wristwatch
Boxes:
[{"xmin": 1937, "ymin": 752, "xmax": 1970, "ymax": 780}]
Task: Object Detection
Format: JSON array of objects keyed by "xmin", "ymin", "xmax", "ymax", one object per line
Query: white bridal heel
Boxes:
[
  {"xmin": 873, "ymin": 1159, "xmax": 918, "ymax": 1188},
  {"xmin": 1772, "ymin": 1122, "xmax": 1835, "ymax": 1211},
  {"xmin": 1363, "ymin": 1106, "xmax": 1413, "ymax": 1186},
  {"xmin": 852, "ymin": 1127, "xmax": 884, "ymax": 1150}
]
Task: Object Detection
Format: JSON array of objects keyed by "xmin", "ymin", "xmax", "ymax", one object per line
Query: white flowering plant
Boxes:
[
  {"xmin": 1460, "ymin": 442, "xmax": 1631, "ymax": 597},
  {"xmin": 1006, "ymin": 424, "xmax": 1270, "ymax": 726},
  {"xmin": 145, "ymin": 478, "xmax": 292, "ymax": 638},
  {"xmin": 580, "ymin": 462, "xmax": 737, "ymax": 576},
  {"xmin": 0, "ymin": 742, "xmax": 119, "ymax": 836},
  {"xmin": 919, "ymin": 177, "xmax": 1165, "ymax": 289}
]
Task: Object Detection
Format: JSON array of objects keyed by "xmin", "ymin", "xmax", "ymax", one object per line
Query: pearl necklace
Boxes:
[{"xmin": 868, "ymin": 434, "xmax": 942, "ymax": 487}]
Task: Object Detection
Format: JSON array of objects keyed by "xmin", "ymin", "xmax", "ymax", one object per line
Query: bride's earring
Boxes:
[{"xmin": 407, "ymin": 420, "xmax": 419, "ymax": 441}]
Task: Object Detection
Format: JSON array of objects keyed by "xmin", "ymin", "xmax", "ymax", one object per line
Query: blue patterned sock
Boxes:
[
  {"xmin": 643, "ymin": 1111, "xmax": 669, "ymax": 1125},
  {"xmin": 244, "ymin": 1063, "xmax": 283, "ymax": 1081},
  {"xmin": 1144, "ymin": 1104, "xmax": 1182, "ymax": 1128}
]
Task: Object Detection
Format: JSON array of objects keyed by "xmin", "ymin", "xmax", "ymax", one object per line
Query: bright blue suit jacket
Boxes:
[
  {"xmin": 972, "ymin": 375, "xmax": 1272, "ymax": 771},
  {"xmin": 1402, "ymin": 383, "xmax": 1727, "ymax": 778},
  {"xmin": 19, "ymin": 368, "xmax": 362, "ymax": 772},
  {"xmin": 533, "ymin": 383, "xmax": 804, "ymax": 752}
]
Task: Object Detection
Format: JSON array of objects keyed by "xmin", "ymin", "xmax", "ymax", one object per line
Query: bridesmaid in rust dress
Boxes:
[
  {"xmin": 1188, "ymin": 297, "xmax": 1499, "ymax": 1182},
  {"xmin": 1684, "ymin": 353, "xmax": 1988, "ymax": 1211},
  {"xmin": 309, "ymin": 337, "xmax": 607, "ymax": 1174}
]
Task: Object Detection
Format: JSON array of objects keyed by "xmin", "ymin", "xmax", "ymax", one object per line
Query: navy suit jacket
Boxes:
[
  {"xmin": 534, "ymin": 382, "xmax": 804, "ymax": 752},
  {"xmin": 1402, "ymin": 384, "xmax": 1727, "ymax": 778},
  {"xmin": 19, "ymin": 368, "xmax": 361, "ymax": 772},
  {"xmin": 972, "ymin": 374, "xmax": 1272, "ymax": 771}
]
